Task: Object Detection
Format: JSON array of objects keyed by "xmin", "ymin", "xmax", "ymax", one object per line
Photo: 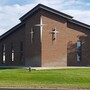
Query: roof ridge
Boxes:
[{"xmin": 20, "ymin": 4, "xmax": 73, "ymax": 21}]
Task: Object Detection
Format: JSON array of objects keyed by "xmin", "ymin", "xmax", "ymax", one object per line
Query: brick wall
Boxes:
[{"xmin": 41, "ymin": 10, "xmax": 90, "ymax": 67}]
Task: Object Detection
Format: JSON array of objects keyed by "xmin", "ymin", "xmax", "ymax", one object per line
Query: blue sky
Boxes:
[
  {"xmin": 0, "ymin": 0, "xmax": 35, "ymax": 6},
  {"xmin": 82, "ymin": 0, "xmax": 90, "ymax": 3},
  {"xmin": 0, "ymin": 0, "xmax": 90, "ymax": 35}
]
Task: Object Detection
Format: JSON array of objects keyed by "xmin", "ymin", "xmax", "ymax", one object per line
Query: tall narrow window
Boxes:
[
  {"xmin": 77, "ymin": 41, "xmax": 82, "ymax": 62},
  {"xmin": 2, "ymin": 44, "xmax": 5, "ymax": 63},
  {"xmin": 12, "ymin": 49, "xmax": 14, "ymax": 61},
  {"xmin": 30, "ymin": 28, "xmax": 34, "ymax": 44},
  {"xmin": 20, "ymin": 42, "xmax": 23, "ymax": 62},
  {"xmin": 11, "ymin": 43, "xmax": 14, "ymax": 61}
]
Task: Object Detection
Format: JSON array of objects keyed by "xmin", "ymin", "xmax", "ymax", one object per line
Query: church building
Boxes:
[{"xmin": 0, "ymin": 4, "xmax": 90, "ymax": 67}]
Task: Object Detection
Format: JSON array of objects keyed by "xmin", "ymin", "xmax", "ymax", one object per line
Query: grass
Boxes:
[{"xmin": 0, "ymin": 68, "xmax": 90, "ymax": 88}]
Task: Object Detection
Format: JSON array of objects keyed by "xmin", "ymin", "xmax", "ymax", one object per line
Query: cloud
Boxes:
[
  {"xmin": 0, "ymin": 0, "xmax": 90, "ymax": 35},
  {"xmin": 63, "ymin": 10, "xmax": 90, "ymax": 24},
  {"xmin": 0, "ymin": 4, "xmax": 35, "ymax": 35}
]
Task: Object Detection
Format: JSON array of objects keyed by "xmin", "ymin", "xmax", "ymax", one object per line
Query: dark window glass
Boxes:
[
  {"xmin": 77, "ymin": 41, "xmax": 82, "ymax": 62},
  {"xmin": 20, "ymin": 42, "xmax": 23, "ymax": 62},
  {"xmin": 20, "ymin": 42, "xmax": 23, "ymax": 51}
]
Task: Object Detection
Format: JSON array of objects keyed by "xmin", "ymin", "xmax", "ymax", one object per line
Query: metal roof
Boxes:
[
  {"xmin": 0, "ymin": 22, "xmax": 25, "ymax": 40},
  {"xmin": 20, "ymin": 4, "xmax": 73, "ymax": 21},
  {"xmin": 0, "ymin": 4, "xmax": 90, "ymax": 40},
  {"xmin": 69, "ymin": 19, "xmax": 90, "ymax": 29}
]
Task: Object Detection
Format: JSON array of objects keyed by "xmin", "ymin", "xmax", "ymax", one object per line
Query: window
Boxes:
[
  {"xmin": 20, "ymin": 42, "xmax": 23, "ymax": 62},
  {"xmin": 2, "ymin": 44, "xmax": 5, "ymax": 63},
  {"xmin": 30, "ymin": 28, "xmax": 34, "ymax": 44},
  {"xmin": 77, "ymin": 41, "xmax": 82, "ymax": 62},
  {"xmin": 11, "ymin": 43, "xmax": 14, "ymax": 61},
  {"xmin": 20, "ymin": 42, "xmax": 23, "ymax": 51},
  {"xmin": 12, "ymin": 49, "xmax": 14, "ymax": 61}
]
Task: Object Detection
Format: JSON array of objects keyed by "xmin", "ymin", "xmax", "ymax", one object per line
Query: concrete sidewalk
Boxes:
[
  {"xmin": 31, "ymin": 66, "xmax": 90, "ymax": 70},
  {"xmin": 0, "ymin": 88, "xmax": 89, "ymax": 90},
  {"xmin": 0, "ymin": 66, "xmax": 90, "ymax": 70}
]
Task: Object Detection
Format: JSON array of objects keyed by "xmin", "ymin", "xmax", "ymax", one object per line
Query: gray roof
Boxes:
[
  {"xmin": 19, "ymin": 4, "xmax": 90, "ymax": 29},
  {"xmin": 0, "ymin": 4, "xmax": 90, "ymax": 40},
  {"xmin": 20, "ymin": 4, "xmax": 73, "ymax": 21},
  {"xmin": 69, "ymin": 19, "xmax": 90, "ymax": 29},
  {"xmin": 0, "ymin": 22, "xmax": 25, "ymax": 40}
]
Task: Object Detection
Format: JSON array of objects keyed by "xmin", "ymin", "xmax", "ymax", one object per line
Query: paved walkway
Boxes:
[
  {"xmin": 0, "ymin": 66, "xmax": 90, "ymax": 71},
  {"xmin": 31, "ymin": 66, "xmax": 90, "ymax": 70},
  {"xmin": 0, "ymin": 88, "xmax": 90, "ymax": 90}
]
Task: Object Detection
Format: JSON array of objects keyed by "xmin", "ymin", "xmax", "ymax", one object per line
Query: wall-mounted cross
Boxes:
[
  {"xmin": 34, "ymin": 17, "xmax": 46, "ymax": 42},
  {"xmin": 51, "ymin": 27, "xmax": 59, "ymax": 41}
]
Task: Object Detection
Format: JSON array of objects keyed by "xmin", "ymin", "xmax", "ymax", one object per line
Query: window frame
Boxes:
[{"xmin": 76, "ymin": 41, "xmax": 82, "ymax": 62}]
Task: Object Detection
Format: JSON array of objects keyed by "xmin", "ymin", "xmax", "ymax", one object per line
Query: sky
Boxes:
[{"xmin": 0, "ymin": 0, "xmax": 90, "ymax": 35}]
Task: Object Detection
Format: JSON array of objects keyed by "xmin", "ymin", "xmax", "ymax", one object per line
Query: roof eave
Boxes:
[
  {"xmin": 0, "ymin": 22, "xmax": 25, "ymax": 40},
  {"xmin": 68, "ymin": 19, "xmax": 90, "ymax": 29},
  {"xmin": 20, "ymin": 4, "xmax": 73, "ymax": 22},
  {"xmin": 40, "ymin": 6, "xmax": 73, "ymax": 20},
  {"xmin": 20, "ymin": 6, "xmax": 40, "ymax": 21}
]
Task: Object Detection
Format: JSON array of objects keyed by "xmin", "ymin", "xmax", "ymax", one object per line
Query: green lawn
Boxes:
[{"xmin": 0, "ymin": 68, "xmax": 90, "ymax": 88}]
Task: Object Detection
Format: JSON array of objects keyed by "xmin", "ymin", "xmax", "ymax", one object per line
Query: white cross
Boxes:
[
  {"xmin": 30, "ymin": 27, "xmax": 34, "ymax": 44},
  {"xmin": 34, "ymin": 16, "xmax": 46, "ymax": 42},
  {"xmin": 51, "ymin": 27, "xmax": 59, "ymax": 40}
]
